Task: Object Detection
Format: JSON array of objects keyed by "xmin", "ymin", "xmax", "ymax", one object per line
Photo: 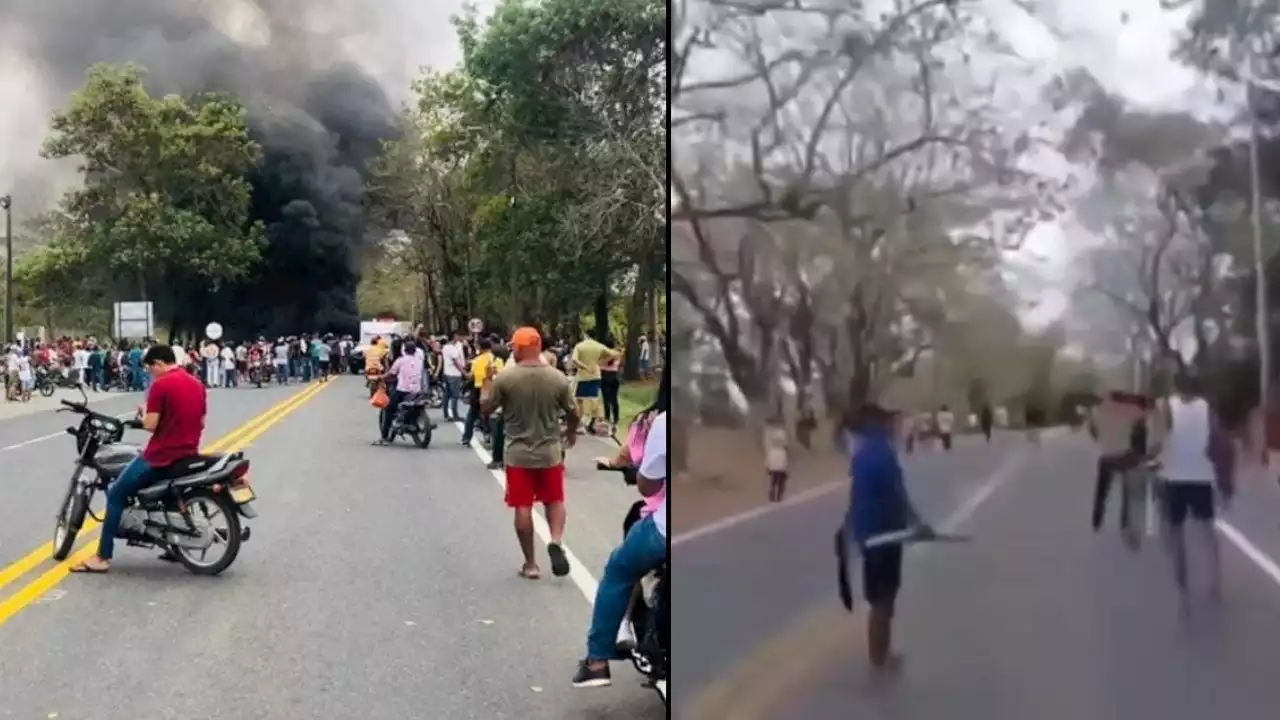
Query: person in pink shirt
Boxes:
[{"xmin": 380, "ymin": 339, "xmax": 425, "ymax": 442}]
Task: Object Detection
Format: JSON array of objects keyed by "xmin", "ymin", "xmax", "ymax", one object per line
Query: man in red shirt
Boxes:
[{"xmin": 71, "ymin": 345, "xmax": 207, "ymax": 574}]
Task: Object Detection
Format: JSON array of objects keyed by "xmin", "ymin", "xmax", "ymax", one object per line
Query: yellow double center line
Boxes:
[{"xmin": 0, "ymin": 379, "xmax": 332, "ymax": 628}]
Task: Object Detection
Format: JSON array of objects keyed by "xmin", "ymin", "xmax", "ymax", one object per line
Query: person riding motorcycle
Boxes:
[
  {"xmin": 69, "ymin": 345, "xmax": 208, "ymax": 574},
  {"xmin": 573, "ymin": 371, "xmax": 668, "ymax": 689},
  {"xmin": 364, "ymin": 335, "xmax": 389, "ymax": 389},
  {"xmin": 378, "ymin": 339, "xmax": 425, "ymax": 443}
]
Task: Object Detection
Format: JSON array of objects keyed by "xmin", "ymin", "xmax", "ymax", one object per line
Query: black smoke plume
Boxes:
[{"xmin": 0, "ymin": 0, "xmax": 402, "ymax": 337}]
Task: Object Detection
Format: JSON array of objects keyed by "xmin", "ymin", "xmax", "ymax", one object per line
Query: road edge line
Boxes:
[{"xmin": 454, "ymin": 421, "xmax": 601, "ymax": 600}]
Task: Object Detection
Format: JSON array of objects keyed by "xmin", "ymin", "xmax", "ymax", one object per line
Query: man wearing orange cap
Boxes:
[{"xmin": 484, "ymin": 327, "xmax": 580, "ymax": 579}]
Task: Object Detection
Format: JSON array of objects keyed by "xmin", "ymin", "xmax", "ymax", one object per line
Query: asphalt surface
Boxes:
[
  {"xmin": 674, "ymin": 430, "xmax": 1280, "ymax": 719},
  {"xmin": 0, "ymin": 376, "xmax": 664, "ymax": 720}
]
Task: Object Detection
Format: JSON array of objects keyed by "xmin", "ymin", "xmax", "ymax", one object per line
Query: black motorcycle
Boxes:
[
  {"xmin": 34, "ymin": 366, "xmax": 77, "ymax": 397},
  {"xmin": 598, "ymin": 459, "xmax": 668, "ymax": 706},
  {"xmin": 376, "ymin": 385, "xmax": 436, "ymax": 449},
  {"xmin": 52, "ymin": 388, "xmax": 257, "ymax": 575}
]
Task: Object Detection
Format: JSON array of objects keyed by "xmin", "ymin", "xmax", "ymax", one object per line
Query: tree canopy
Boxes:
[{"xmin": 21, "ymin": 63, "xmax": 265, "ymax": 312}]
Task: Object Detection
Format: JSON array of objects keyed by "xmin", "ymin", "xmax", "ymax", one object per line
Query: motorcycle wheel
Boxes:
[
  {"xmin": 39, "ymin": 382, "xmax": 54, "ymax": 398},
  {"xmin": 169, "ymin": 490, "xmax": 242, "ymax": 576},
  {"xmin": 414, "ymin": 412, "xmax": 432, "ymax": 449},
  {"xmin": 52, "ymin": 483, "xmax": 89, "ymax": 561}
]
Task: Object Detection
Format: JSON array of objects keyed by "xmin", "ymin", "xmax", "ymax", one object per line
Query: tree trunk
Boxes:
[
  {"xmin": 593, "ymin": 279, "xmax": 610, "ymax": 342},
  {"xmin": 646, "ymin": 277, "xmax": 663, "ymax": 372},
  {"xmin": 623, "ymin": 263, "xmax": 646, "ymax": 381}
]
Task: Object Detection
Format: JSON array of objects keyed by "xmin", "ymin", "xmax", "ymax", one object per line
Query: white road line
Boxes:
[
  {"xmin": 1216, "ymin": 520, "xmax": 1280, "ymax": 588},
  {"xmin": 671, "ymin": 481, "xmax": 846, "ymax": 548},
  {"xmin": 454, "ymin": 421, "xmax": 600, "ymax": 601},
  {"xmin": 0, "ymin": 412, "xmax": 134, "ymax": 453}
]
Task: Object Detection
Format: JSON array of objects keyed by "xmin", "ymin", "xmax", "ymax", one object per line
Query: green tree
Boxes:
[
  {"xmin": 36, "ymin": 63, "xmax": 264, "ymax": 309},
  {"xmin": 364, "ymin": 0, "xmax": 667, "ymax": 377}
]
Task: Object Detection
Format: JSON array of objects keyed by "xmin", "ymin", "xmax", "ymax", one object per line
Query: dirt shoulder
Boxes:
[{"xmin": 673, "ymin": 424, "xmax": 848, "ymax": 534}]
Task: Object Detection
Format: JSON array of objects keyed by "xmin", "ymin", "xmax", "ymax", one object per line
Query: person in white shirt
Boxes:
[
  {"xmin": 220, "ymin": 344, "xmax": 237, "ymax": 388},
  {"xmin": 273, "ymin": 339, "xmax": 290, "ymax": 384},
  {"xmin": 440, "ymin": 331, "xmax": 467, "ymax": 421},
  {"xmin": 16, "ymin": 350, "xmax": 33, "ymax": 402},
  {"xmin": 72, "ymin": 346, "xmax": 90, "ymax": 386},
  {"xmin": 1159, "ymin": 374, "xmax": 1231, "ymax": 610},
  {"xmin": 936, "ymin": 404, "xmax": 955, "ymax": 451},
  {"xmin": 763, "ymin": 416, "xmax": 790, "ymax": 502},
  {"xmin": 573, "ymin": 408, "xmax": 667, "ymax": 689}
]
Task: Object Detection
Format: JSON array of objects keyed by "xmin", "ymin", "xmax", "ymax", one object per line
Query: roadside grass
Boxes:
[{"xmin": 618, "ymin": 379, "xmax": 658, "ymax": 429}]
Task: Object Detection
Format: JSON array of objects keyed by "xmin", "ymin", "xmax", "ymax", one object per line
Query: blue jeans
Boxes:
[
  {"xmin": 276, "ymin": 363, "xmax": 288, "ymax": 384},
  {"xmin": 98, "ymin": 456, "xmax": 154, "ymax": 560},
  {"xmin": 302, "ymin": 357, "xmax": 313, "ymax": 382},
  {"xmin": 586, "ymin": 515, "xmax": 667, "ymax": 661},
  {"xmin": 443, "ymin": 376, "xmax": 462, "ymax": 420}
]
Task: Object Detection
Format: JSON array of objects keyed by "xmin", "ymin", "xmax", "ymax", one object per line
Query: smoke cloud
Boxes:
[{"xmin": 0, "ymin": 0, "xmax": 490, "ymax": 335}]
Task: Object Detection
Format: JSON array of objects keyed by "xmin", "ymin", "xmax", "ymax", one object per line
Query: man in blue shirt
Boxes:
[{"xmin": 846, "ymin": 404, "xmax": 919, "ymax": 675}]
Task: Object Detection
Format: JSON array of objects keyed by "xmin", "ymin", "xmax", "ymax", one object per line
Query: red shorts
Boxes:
[{"xmin": 504, "ymin": 464, "xmax": 566, "ymax": 507}]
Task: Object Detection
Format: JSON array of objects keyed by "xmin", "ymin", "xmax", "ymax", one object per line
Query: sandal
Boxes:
[
  {"xmin": 69, "ymin": 561, "xmax": 109, "ymax": 574},
  {"xmin": 519, "ymin": 565, "xmax": 541, "ymax": 580},
  {"xmin": 548, "ymin": 543, "xmax": 570, "ymax": 578}
]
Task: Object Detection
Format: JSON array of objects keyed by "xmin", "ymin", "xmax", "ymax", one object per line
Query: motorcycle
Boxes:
[
  {"xmin": 425, "ymin": 382, "xmax": 444, "ymax": 409},
  {"xmin": 34, "ymin": 366, "xmax": 78, "ymax": 397},
  {"xmin": 375, "ymin": 381, "xmax": 436, "ymax": 449},
  {"xmin": 597, "ymin": 458, "xmax": 668, "ymax": 706},
  {"xmin": 247, "ymin": 359, "xmax": 270, "ymax": 388},
  {"xmin": 52, "ymin": 387, "xmax": 257, "ymax": 575}
]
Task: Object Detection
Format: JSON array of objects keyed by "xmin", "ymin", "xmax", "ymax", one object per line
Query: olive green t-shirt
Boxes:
[
  {"xmin": 571, "ymin": 338, "xmax": 610, "ymax": 381},
  {"xmin": 490, "ymin": 363, "xmax": 576, "ymax": 468}
]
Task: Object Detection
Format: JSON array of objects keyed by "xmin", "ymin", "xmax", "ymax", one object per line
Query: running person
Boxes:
[{"xmin": 1160, "ymin": 375, "xmax": 1234, "ymax": 613}]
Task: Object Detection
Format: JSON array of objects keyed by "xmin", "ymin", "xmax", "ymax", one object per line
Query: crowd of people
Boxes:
[
  {"xmin": 1, "ymin": 334, "xmax": 363, "ymax": 402},
  {"xmin": 359, "ymin": 322, "xmax": 667, "ymax": 688}
]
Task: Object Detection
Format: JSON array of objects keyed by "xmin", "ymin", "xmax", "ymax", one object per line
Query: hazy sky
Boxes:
[{"xmin": 995, "ymin": 0, "xmax": 1214, "ymax": 327}]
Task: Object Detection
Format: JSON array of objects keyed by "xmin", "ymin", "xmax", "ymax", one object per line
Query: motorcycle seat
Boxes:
[
  {"xmin": 151, "ymin": 453, "xmax": 226, "ymax": 481},
  {"xmin": 400, "ymin": 393, "xmax": 429, "ymax": 407}
]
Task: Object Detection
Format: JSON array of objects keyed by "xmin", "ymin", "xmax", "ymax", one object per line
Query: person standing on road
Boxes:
[
  {"xmin": 460, "ymin": 337, "xmax": 498, "ymax": 447},
  {"xmin": 72, "ymin": 343, "xmax": 90, "ymax": 387},
  {"xmin": 936, "ymin": 404, "xmax": 955, "ymax": 451},
  {"xmin": 571, "ymin": 329, "xmax": 617, "ymax": 435},
  {"xmin": 764, "ymin": 415, "xmax": 789, "ymax": 502},
  {"xmin": 1160, "ymin": 375, "xmax": 1234, "ymax": 612},
  {"xmin": 979, "ymin": 404, "xmax": 994, "ymax": 443},
  {"xmin": 441, "ymin": 331, "xmax": 467, "ymax": 421},
  {"xmin": 600, "ymin": 343, "xmax": 622, "ymax": 432},
  {"xmin": 221, "ymin": 343, "xmax": 237, "ymax": 388},
  {"xmin": 87, "ymin": 344, "xmax": 104, "ymax": 392},
  {"xmin": 273, "ymin": 337, "xmax": 290, "ymax": 385},
  {"xmin": 846, "ymin": 403, "xmax": 922, "ymax": 677},
  {"xmin": 70, "ymin": 345, "xmax": 207, "ymax": 574},
  {"xmin": 483, "ymin": 327, "xmax": 579, "ymax": 580}
]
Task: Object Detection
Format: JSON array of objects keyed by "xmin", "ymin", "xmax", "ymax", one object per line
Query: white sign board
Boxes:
[
  {"xmin": 205, "ymin": 322, "xmax": 223, "ymax": 341},
  {"xmin": 113, "ymin": 302, "xmax": 154, "ymax": 341}
]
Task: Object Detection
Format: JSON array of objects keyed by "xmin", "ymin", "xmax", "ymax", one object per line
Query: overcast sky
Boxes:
[{"xmin": 994, "ymin": 0, "xmax": 1215, "ymax": 328}]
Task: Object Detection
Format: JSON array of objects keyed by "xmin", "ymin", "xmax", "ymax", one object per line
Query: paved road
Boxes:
[
  {"xmin": 0, "ymin": 376, "xmax": 663, "ymax": 720},
  {"xmin": 674, "ymin": 430, "xmax": 1280, "ymax": 719}
]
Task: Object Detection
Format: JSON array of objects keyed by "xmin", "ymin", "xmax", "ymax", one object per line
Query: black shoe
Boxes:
[
  {"xmin": 572, "ymin": 659, "xmax": 612, "ymax": 688},
  {"xmin": 460, "ymin": 439, "xmax": 471, "ymax": 447},
  {"xmin": 486, "ymin": 461, "xmax": 503, "ymax": 471},
  {"xmin": 548, "ymin": 542, "xmax": 571, "ymax": 577}
]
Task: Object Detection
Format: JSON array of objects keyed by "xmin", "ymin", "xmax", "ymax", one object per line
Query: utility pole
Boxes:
[{"xmin": 1, "ymin": 194, "xmax": 11, "ymax": 345}]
